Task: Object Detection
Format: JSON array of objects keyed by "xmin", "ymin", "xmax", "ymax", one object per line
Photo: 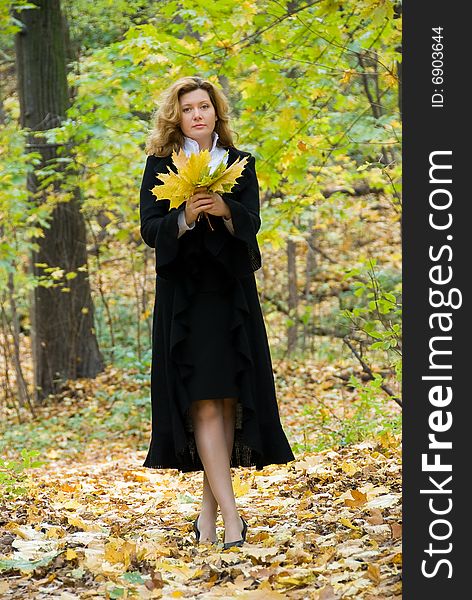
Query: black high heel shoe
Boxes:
[
  {"xmin": 223, "ymin": 515, "xmax": 248, "ymax": 550},
  {"xmin": 193, "ymin": 515, "xmax": 218, "ymax": 544}
]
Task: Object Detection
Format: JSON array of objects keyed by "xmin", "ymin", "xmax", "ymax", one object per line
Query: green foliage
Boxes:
[
  {"xmin": 339, "ymin": 376, "xmax": 401, "ymax": 444},
  {"xmin": 1, "ymin": 0, "xmax": 401, "ymax": 292},
  {"xmin": 0, "ymin": 0, "xmax": 38, "ymax": 37},
  {"xmin": 0, "ymin": 387, "xmax": 151, "ymax": 458},
  {"xmin": 62, "ymin": 0, "xmax": 151, "ymax": 49},
  {"xmin": 0, "ymin": 448, "xmax": 43, "ymax": 500},
  {"xmin": 0, "ymin": 122, "xmax": 46, "ymax": 333},
  {"xmin": 340, "ymin": 257, "xmax": 402, "ymax": 407},
  {"xmin": 4, "ymin": 0, "xmax": 400, "ymax": 246},
  {"xmin": 296, "ymin": 380, "xmax": 401, "ymax": 454},
  {"xmin": 342, "ymin": 258, "xmax": 402, "ymax": 365}
]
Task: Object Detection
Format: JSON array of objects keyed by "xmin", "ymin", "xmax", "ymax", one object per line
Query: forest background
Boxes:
[{"xmin": 0, "ymin": 1, "xmax": 402, "ymax": 598}]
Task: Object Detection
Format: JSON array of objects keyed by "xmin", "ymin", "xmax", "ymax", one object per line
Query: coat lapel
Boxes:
[{"xmin": 223, "ymin": 145, "xmax": 243, "ymax": 167}]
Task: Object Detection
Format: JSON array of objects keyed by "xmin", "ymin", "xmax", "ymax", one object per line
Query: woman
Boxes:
[{"xmin": 139, "ymin": 76, "xmax": 295, "ymax": 549}]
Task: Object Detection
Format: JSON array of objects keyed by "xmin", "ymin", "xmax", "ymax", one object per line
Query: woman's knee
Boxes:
[
  {"xmin": 190, "ymin": 398, "xmax": 223, "ymax": 422},
  {"xmin": 222, "ymin": 397, "xmax": 237, "ymax": 417}
]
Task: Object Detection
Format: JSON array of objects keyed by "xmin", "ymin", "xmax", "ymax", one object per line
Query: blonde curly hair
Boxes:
[{"xmin": 145, "ymin": 76, "xmax": 236, "ymax": 157}]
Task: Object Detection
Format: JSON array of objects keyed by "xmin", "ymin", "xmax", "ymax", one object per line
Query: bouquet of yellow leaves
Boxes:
[{"xmin": 151, "ymin": 148, "xmax": 248, "ymax": 230}]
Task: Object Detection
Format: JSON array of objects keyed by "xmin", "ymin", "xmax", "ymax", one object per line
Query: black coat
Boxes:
[{"xmin": 139, "ymin": 145, "xmax": 295, "ymax": 472}]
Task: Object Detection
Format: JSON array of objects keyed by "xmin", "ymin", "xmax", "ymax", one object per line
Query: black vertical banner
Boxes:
[{"xmin": 404, "ymin": 1, "xmax": 469, "ymax": 596}]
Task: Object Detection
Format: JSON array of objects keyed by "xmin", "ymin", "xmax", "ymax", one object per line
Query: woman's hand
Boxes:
[{"xmin": 184, "ymin": 187, "xmax": 231, "ymax": 225}]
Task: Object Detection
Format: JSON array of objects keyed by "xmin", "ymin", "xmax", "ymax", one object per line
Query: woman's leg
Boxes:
[
  {"xmin": 198, "ymin": 471, "xmax": 218, "ymax": 542},
  {"xmin": 197, "ymin": 397, "xmax": 237, "ymax": 541},
  {"xmin": 190, "ymin": 397, "xmax": 245, "ymax": 544}
]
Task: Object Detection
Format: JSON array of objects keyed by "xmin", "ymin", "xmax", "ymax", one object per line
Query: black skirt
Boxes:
[{"xmin": 183, "ymin": 288, "xmax": 239, "ymax": 402}]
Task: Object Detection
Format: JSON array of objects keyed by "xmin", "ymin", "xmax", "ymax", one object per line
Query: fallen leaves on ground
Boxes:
[{"xmin": 0, "ymin": 435, "xmax": 401, "ymax": 599}]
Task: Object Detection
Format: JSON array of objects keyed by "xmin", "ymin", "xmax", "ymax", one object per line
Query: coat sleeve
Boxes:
[
  {"xmin": 177, "ymin": 208, "xmax": 196, "ymax": 238},
  {"xmin": 222, "ymin": 154, "xmax": 262, "ymax": 271},
  {"xmin": 139, "ymin": 154, "xmax": 187, "ymax": 268},
  {"xmin": 222, "ymin": 216, "xmax": 235, "ymax": 235}
]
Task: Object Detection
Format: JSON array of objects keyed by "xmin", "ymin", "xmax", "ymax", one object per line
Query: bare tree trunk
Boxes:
[
  {"xmin": 394, "ymin": 2, "xmax": 402, "ymax": 120},
  {"xmin": 6, "ymin": 271, "xmax": 34, "ymax": 413},
  {"xmin": 358, "ymin": 52, "xmax": 391, "ymax": 165},
  {"xmin": 14, "ymin": 0, "xmax": 104, "ymax": 402},
  {"xmin": 303, "ymin": 223, "xmax": 318, "ymax": 352},
  {"xmin": 287, "ymin": 238, "xmax": 298, "ymax": 355}
]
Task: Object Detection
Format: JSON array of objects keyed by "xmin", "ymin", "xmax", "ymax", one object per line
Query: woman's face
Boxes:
[{"xmin": 179, "ymin": 88, "xmax": 217, "ymax": 148}]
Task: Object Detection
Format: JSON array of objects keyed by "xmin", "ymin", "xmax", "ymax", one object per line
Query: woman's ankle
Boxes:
[
  {"xmin": 220, "ymin": 508, "xmax": 240, "ymax": 525},
  {"xmin": 199, "ymin": 507, "xmax": 218, "ymax": 521}
]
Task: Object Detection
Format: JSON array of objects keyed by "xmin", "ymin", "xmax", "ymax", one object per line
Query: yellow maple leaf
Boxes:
[
  {"xmin": 65, "ymin": 548, "xmax": 78, "ymax": 560},
  {"xmin": 67, "ymin": 515, "xmax": 102, "ymax": 532},
  {"xmin": 207, "ymin": 155, "xmax": 248, "ymax": 195},
  {"xmin": 339, "ymin": 517, "xmax": 361, "ymax": 530},
  {"xmin": 151, "ymin": 150, "xmax": 249, "ymax": 210},
  {"xmin": 367, "ymin": 563, "xmax": 381, "ymax": 584},
  {"xmin": 104, "ymin": 537, "xmax": 136, "ymax": 569},
  {"xmin": 341, "ymin": 69, "xmax": 356, "ymax": 84},
  {"xmin": 341, "ymin": 461, "xmax": 359, "ymax": 476},
  {"xmin": 345, "ymin": 489, "xmax": 368, "ymax": 508},
  {"xmin": 172, "ymin": 147, "xmax": 190, "ymax": 172},
  {"xmin": 232, "ymin": 473, "xmax": 251, "ymax": 496}
]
